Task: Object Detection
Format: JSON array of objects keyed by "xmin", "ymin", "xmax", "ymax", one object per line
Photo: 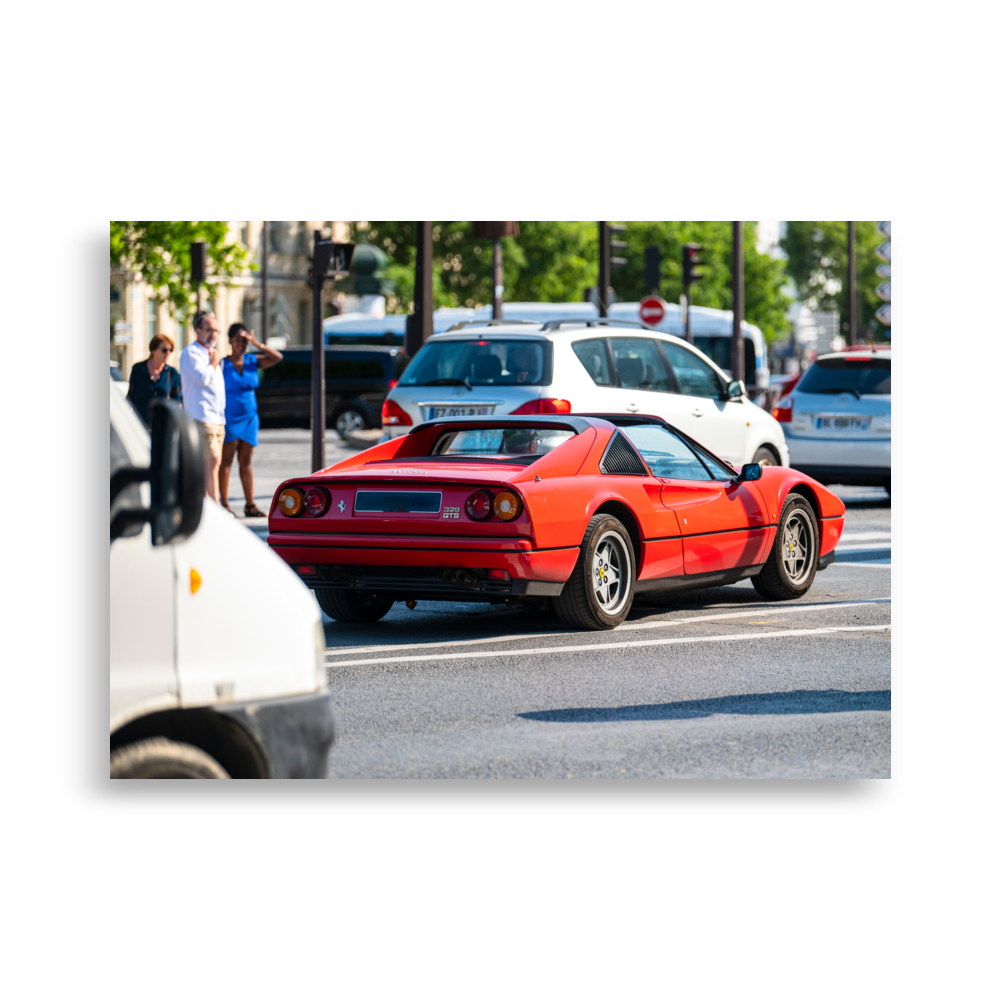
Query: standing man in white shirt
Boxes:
[{"xmin": 179, "ymin": 310, "xmax": 227, "ymax": 504}]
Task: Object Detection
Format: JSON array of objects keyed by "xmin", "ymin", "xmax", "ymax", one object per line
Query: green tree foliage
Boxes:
[
  {"xmin": 780, "ymin": 222, "xmax": 887, "ymax": 339},
  {"xmin": 110, "ymin": 221, "xmax": 252, "ymax": 315},
  {"xmin": 349, "ymin": 221, "xmax": 790, "ymax": 344}
]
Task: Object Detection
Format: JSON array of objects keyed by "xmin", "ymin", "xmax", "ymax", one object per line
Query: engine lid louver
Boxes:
[{"xmin": 599, "ymin": 431, "xmax": 648, "ymax": 476}]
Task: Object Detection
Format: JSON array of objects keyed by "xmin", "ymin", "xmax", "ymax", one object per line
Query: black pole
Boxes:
[
  {"xmin": 311, "ymin": 230, "xmax": 326, "ymax": 473},
  {"xmin": 492, "ymin": 237, "xmax": 503, "ymax": 320},
  {"xmin": 847, "ymin": 221, "xmax": 857, "ymax": 346},
  {"xmin": 598, "ymin": 221, "xmax": 609, "ymax": 318},
  {"xmin": 684, "ymin": 283, "xmax": 692, "ymax": 344},
  {"xmin": 731, "ymin": 221, "xmax": 744, "ymax": 383},
  {"xmin": 407, "ymin": 221, "xmax": 433, "ymax": 357},
  {"xmin": 261, "ymin": 221, "xmax": 269, "ymax": 345}
]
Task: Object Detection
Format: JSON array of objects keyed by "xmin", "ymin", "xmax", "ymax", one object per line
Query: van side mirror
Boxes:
[
  {"xmin": 727, "ymin": 379, "xmax": 745, "ymax": 400},
  {"xmin": 110, "ymin": 400, "xmax": 204, "ymax": 545},
  {"xmin": 730, "ymin": 462, "xmax": 761, "ymax": 485}
]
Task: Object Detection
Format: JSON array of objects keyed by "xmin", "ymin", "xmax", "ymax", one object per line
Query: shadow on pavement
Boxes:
[{"xmin": 519, "ymin": 689, "xmax": 890, "ymax": 723}]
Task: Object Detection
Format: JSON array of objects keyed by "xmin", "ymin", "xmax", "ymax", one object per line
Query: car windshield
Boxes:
[
  {"xmin": 622, "ymin": 424, "xmax": 731, "ymax": 481},
  {"xmin": 431, "ymin": 427, "xmax": 574, "ymax": 461},
  {"xmin": 398, "ymin": 339, "xmax": 552, "ymax": 386},
  {"xmin": 797, "ymin": 356, "xmax": 891, "ymax": 395}
]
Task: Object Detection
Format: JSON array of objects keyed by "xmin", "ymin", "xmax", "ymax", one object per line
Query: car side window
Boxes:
[
  {"xmin": 621, "ymin": 424, "xmax": 715, "ymax": 480},
  {"xmin": 661, "ymin": 342, "xmax": 724, "ymax": 398},
  {"xmin": 609, "ymin": 338, "xmax": 674, "ymax": 392},
  {"xmin": 572, "ymin": 338, "xmax": 614, "ymax": 386}
]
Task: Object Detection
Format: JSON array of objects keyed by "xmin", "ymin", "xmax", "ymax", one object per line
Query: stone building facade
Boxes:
[{"xmin": 110, "ymin": 221, "xmax": 350, "ymax": 377}]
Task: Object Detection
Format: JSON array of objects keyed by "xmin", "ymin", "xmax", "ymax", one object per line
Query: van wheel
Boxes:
[
  {"xmin": 316, "ymin": 588, "xmax": 394, "ymax": 623},
  {"xmin": 752, "ymin": 446, "xmax": 779, "ymax": 466},
  {"xmin": 553, "ymin": 514, "xmax": 635, "ymax": 630},
  {"xmin": 334, "ymin": 408, "xmax": 367, "ymax": 439},
  {"xmin": 752, "ymin": 495, "xmax": 819, "ymax": 600},
  {"xmin": 110, "ymin": 737, "xmax": 230, "ymax": 779}
]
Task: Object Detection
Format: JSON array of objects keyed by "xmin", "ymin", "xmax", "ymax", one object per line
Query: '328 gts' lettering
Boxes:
[{"xmin": 443, "ymin": 506, "xmax": 460, "ymax": 519}]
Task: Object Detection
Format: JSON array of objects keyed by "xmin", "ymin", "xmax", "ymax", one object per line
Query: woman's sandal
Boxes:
[{"xmin": 244, "ymin": 503, "xmax": 266, "ymax": 518}]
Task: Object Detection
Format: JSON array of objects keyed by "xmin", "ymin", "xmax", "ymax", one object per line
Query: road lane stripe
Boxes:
[
  {"xmin": 326, "ymin": 598, "xmax": 891, "ymax": 658},
  {"xmin": 326, "ymin": 624, "xmax": 891, "ymax": 668}
]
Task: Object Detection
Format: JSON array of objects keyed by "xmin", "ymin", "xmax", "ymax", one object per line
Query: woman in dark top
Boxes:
[
  {"xmin": 219, "ymin": 323, "xmax": 283, "ymax": 517},
  {"xmin": 126, "ymin": 333, "xmax": 182, "ymax": 426}
]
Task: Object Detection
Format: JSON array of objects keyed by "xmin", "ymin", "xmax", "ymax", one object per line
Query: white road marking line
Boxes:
[
  {"xmin": 839, "ymin": 532, "xmax": 892, "ymax": 542},
  {"xmin": 326, "ymin": 625, "xmax": 891, "ymax": 668},
  {"xmin": 837, "ymin": 561, "xmax": 891, "ymax": 568},
  {"xmin": 326, "ymin": 598, "xmax": 891, "ymax": 658}
]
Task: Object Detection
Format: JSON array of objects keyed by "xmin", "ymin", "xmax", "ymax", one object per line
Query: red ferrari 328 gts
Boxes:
[{"xmin": 267, "ymin": 414, "xmax": 845, "ymax": 631}]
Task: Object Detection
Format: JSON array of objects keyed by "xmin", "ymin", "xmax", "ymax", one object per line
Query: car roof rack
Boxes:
[
  {"xmin": 443, "ymin": 319, "xmax": 538, "ymax": 332},
  {"xmin": 539, "ymin": 318, "xmax": 657, "ymax": 332}
]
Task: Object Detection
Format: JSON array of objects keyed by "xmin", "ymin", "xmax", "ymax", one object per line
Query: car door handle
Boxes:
[
  {"xmin": 626, "ymin": 403, "xmax": 640, "ymax": 412},
  {"xmin": 691, "ymin": 408, "xmax": 704, "ymax": 417}
]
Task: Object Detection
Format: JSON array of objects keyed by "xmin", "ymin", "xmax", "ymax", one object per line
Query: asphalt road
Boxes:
[{"xmin": 319, "ymin": 487, "xmax": 891, "ymax": 779}]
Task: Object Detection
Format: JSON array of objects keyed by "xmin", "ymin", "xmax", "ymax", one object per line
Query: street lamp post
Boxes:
[
  {"xmin": 310, "ymin": 233, "xmax": 355, "ymax": 472},
  {"xmin": 730, "ymin": 222, "xmax": 744, "ymax": 383}
]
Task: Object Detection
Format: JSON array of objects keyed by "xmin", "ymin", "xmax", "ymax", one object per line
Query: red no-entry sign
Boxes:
[{"xmin": 638, "ymin": 296, "xmax": 667, "ymax": 326}]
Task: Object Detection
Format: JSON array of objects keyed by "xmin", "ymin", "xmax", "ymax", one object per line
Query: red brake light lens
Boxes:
[
  {"xmin": 466, "ymin": 490, "xmax": 493, "ymax": 520},
  {"xmin": 382, "ymin": 398, "xmax": 412, "ymax": 426},
  {"xmin": 303, "ymin": 487, "xmax": 331, "ymax": 517},
  {"xmin": 387, "ymin": 379, "xmax": 398, "ymax": 391},
  {"xmin": 511, "ymin": 398, "xmax": 572, "ymax": 415},
  {"xmin": 772, "ymin": 397, "xmax": 793, "ymax": 423}
]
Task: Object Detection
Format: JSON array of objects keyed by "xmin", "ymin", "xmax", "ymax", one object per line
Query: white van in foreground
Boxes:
[{"xmin": 110, "ymin": 384, "xmax": 334, "ymax": 778}]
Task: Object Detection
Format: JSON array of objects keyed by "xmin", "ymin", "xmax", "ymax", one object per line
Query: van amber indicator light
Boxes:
[
  {"xmin": 303, "ymin": 487, "xmax": 331, "ymax": 518},
  {"xmin": 493, "ymin": 491, "xmax": 521, "ymax": 521},
  {"xmin": 278, "ymin": 487, "xmax": 304, "ymax": 516},
  {"xmin": 466, "ymin": 490, "xmax": 493, "ymax": 520}
]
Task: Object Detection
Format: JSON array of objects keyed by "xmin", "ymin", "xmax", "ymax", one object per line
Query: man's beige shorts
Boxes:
[{"xmin": 195, "ymin": 420, "xmax": 225, "ymax": 460}]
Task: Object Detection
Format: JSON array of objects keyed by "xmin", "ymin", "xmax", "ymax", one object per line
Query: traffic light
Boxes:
[
  {"xmin": 682, "ymin": 243, "xmax": 704, "ymax": 287},
  {"xmin": 609, "ymin": 223, "xmax": 627, "ymax": 268},
  {"xmin": 644, "ymin": 246, "xmax": 662, "ymax": 294}
]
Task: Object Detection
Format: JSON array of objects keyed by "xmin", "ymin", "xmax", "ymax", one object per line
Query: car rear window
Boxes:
[
  {"xmin": 431, "ymin": 426, "xmax": 574, "ymax": 460},
  {"xmin": 796, "ymin": 357, "xmax": 890, "ymax": 395},
  {"xmin": 399, "ymin": 339, "xmax": 553, "ymax": 387}
]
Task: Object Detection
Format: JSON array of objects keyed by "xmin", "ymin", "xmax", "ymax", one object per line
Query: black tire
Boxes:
[
  {"xmin": 110, "ymin": 737, "xmax": 230, "ymax": 779},
  {"xmin": 333, "ymin": 407, "xmax": 367, "ymax": 439},
  {"xmin": 752, "ymin": 494, "xmax": 820, "ymax": 600},
  {"xmin": 752, "ymin": 446, "xmax": 780, "ymax": 467},
  {"xmin": 316, "ymin": 588, "xmax": 394, "ymax": 623},
  {"xmin": 553, "ymin": 514, "xmax": 635, "ymax": 630}
]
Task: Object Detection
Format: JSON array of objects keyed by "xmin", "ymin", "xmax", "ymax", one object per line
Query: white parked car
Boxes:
[
  {"xmin": 110, "ymin": 383, "xmax": 334, "ymax": 778},
  {"xmin": 381, "ymin": 319, "xmax": 788, "ymax": 468},
  {"xmin": 776, "ymin": 347, "xmax": 891, "ymax": 493}
]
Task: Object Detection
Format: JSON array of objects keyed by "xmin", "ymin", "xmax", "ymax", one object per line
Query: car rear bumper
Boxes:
[
  {"xmin": 268, "ymin": 534, "xmax": 579, "ymax": 600},
  {"xmin": 792, "ymin": 464, "xmax": 891, "ymax": 486},
  {"xmin": 786, "ymin": 435, "xmax": 890, "ymax": 470}
]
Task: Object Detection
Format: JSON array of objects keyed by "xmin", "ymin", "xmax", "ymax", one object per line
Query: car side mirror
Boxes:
[
  {"xmin": 730, "ymin": 462, "xmax": 761, "ymax": 485},
  {"xmin": 110, "ymin": 400, "xmax": 204, "ymax": 545},
  {"xmin": 726, "ymin": 379, "xmax": 745, "ymax": 400}
]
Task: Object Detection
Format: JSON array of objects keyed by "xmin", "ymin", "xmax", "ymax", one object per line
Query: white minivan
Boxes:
[
  {"xmin": 381, "ymin": 319, "xmax": 788, "ymax": 469},
  {"xmin": 110, "ymin": 384, "xmax": 334, "ymax": 778}
]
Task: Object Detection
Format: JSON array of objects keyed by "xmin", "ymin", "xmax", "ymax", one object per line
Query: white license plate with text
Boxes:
[{"xmin": 814, "ymin": 416, "xmax": 869, "ymax": 431}]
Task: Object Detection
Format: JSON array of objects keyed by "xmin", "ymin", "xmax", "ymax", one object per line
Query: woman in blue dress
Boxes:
[{"xmin": 219, "ymin": 323, "xmax": 283, "ymax": 517}]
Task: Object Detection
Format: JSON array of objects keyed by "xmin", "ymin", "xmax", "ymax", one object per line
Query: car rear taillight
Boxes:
[
  {"xmin": 466, "ymin": 490, "xmax": 493, "ymax": 520},
  {"xmin": 278, "ymin": 487, "xmax": 304, "ymax": 516},
  {"xmin": 387, "ymin": 379, "xmax": 398, "ymax": 391},
  {"xmin": 303, "ymin": 486, "xmax": 330, "ymax": 517},
  {"xmin": 773, "ymin": 397, "xmax": 793, "ymax": 423},
  {"xmin": 492, "ymin": 491, "xmax": 521, "ymax": 521},
  {"xmin": 382, "ymin": 398, "xmax": 412, "ymax": 426},
  {"xmin": 511, "ymin": 398, "xmax": 572, "ymax": 415}
]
